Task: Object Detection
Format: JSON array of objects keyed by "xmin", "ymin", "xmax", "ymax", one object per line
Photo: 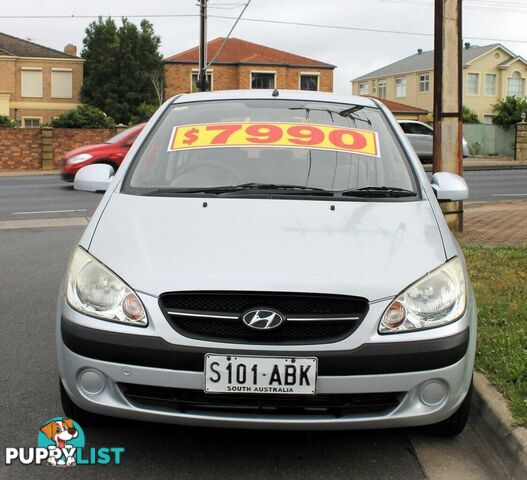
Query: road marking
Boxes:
[
  {"xmin": 11, "ymin": 209, "xmax": 87, "ymax": 215},
  {"xmin": 490, "ymin": 193, "xmax": 527, "ymax": 197},
  {"xmin": 0, "ymin": 217, "xmax": 88, "ymax": 230}
]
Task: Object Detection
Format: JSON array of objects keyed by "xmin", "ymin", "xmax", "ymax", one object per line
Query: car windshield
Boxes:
[
  {"xmin": 123, "ymin": 99, "xmax": 417, "ymax": 198},
  {"xmin": 105, "ymin": 125, "xmax": 140, "ymax": 144}
]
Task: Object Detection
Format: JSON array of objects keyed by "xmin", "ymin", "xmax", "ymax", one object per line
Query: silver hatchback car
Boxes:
[{"xmin": 58, "ymin": 90, "xmax": 476, "ymax": 436}]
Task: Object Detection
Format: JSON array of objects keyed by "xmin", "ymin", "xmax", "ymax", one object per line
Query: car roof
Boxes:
[{"xmin": 171, "ymin": 89, "xmax": 378, "ymax": 108}]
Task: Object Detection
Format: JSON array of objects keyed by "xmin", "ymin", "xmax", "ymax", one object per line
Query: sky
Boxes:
[{"xmin": 2, "ymin": 0, "xmax": 527, "ymax": 94}]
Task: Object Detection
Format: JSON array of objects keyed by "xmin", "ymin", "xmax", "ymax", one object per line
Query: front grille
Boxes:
[
  {"xmin": 159, "ymin": 291, "xmax": 368, "ymax": 344},
  {"xmin": 119, "ymin": 384, "xmax": 402, "ymax": 418}
]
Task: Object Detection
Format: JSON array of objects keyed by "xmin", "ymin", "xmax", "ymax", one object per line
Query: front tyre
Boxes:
[{"xmin": 421, "ymin": 378, "xmax": 472, "ymax": 437}]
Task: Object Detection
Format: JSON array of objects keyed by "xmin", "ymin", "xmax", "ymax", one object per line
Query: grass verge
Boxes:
[{"xmin": 462, "ymin": 245, "xmax": 527, "ymax": 425}]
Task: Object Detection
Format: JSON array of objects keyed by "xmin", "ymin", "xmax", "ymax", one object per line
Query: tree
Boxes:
[
  {"xmin": 0, "ymin": 115, "xmax": 15, "ymax": 128},
  {"xmin": 50, "ymin": 105, "xmax": 115, "ymax": 128},
  {"xmin": 80, "ymin": 17, "xmax": 163, "ymax": 124},
  {"xmin": 462, "ymin": 106, "xmax": 480, "ymax": 124},
  {"xmin": 492, "ymin": 96, "xmax": 527, "ymax": 130},
  {"xmin": 80, "ymin": 18, "xmax": 120, "ymax": 119}
]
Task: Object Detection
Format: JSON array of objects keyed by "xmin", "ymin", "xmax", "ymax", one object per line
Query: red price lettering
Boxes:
[
  {"xmin": 287, "ymin": 125, "xmax": 324, "ymax": 146},
  {"xmin": 328, "ymin": 129, "xmax": 367, "ymax": 151},
  {"xmin": 206, "ymin": 124, "xmax": 242, "ymax": 144},
  {"xmin": 245, "ymin": 124, "xmax": 283, "ymax": 144}
]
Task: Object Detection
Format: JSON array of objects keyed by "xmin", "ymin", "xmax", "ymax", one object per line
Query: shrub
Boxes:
[
  {"xmin": 0, "ymin": 115, "xmax": 15, "ymax": 128},
  {"xmin": 50, "ymin": 105, "xmax": 115, "ymax": 128},
  {"xmin": 131, "ymin": 103, "xmax": 158, "ymax": 123},
  {"xmin": 492, "ymin": 96, "xmax": 527, "ymax": 130},
  {"xmin": 462, "ymin": 106, "xmax": 480, "ymax": 124}
]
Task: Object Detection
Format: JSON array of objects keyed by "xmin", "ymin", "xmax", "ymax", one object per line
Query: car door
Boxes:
[{"xmin": 400, "ymin": 122, "xmax": 434, "ymax": 162}]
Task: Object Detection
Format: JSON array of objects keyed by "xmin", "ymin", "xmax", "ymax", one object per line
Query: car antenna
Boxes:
[{"xmin": 272, "ymin": 89, "xmax": 279, "ymax": 97}]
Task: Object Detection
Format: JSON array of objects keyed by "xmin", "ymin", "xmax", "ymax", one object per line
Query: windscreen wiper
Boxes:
[
  {"xmin": 339, "ymin": 186, "xmax": 417, "ymax": 198},
  {"xmin": 289, "ymin": 106, "xmax": 371, "ymax": 126},
  {"xmin": 140, "ymin": 183, "xmax": 333, "ymax": 196}
]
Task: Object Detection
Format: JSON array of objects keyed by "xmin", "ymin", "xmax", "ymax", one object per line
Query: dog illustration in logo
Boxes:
[{"xmin": 40, "ymin": 418, "xmax": 78, "ymax": 466}]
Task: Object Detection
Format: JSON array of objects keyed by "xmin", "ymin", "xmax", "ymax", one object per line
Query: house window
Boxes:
[
  {"xmin": 359, "ymin": 82, "xmax": 368, "ymax": 95},
  {"xmin": 191, "ymin": 71, "xmax": 212, "ymax": 92},
  {"xmin": 51, "ymin": 69, "xmax": 73, "ymax": 98},
  {"xmin": 507, "ymin": 71, "xmax": 525, "ymax": 97},
  {"xmin": 419, "ymin": 73, "xmax": 430, "ymax": 93},
  {"xmin": 21, "ymin": 68, "xmax": 43, "ymax": 98},
  {"xmin": 484, "ymin": 74, "xmax": 497, "ymax": 96},
  {"xmin": 395, "ymin": 77, "xmax": 407, "ymax": 97},
  {"xmin": 378, "ymin": 79, "xmax": 387, "ymax": 99},
  {"xmin": 299, "ymin": 74, "xmax": 319, "ymax": 91},
  {"xmin": 22, "ymin": 117, "xmax": 41, "ymax": 128},
  {"xmin": 372, "ymin": 80, "xmax": 376, "ymax": 95},
  {"xmin": 467, "ymin": 73, "xmax": 480, "ymax": 95},
  {"xmin": 251, "ymin": 72, "xmax": 275, "ymax": 89}
]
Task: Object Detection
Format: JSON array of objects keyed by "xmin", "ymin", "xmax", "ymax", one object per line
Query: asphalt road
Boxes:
[
  {"xmin": 0, "ymin": 205, "xmax": 508, "ymax": 478},
  {"xmin": 0, "ymin": 169, "xmax": 525, "ymax": 221}
]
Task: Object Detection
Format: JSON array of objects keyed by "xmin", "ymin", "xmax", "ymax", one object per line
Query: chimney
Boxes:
[
  {"xmin": 63, "ymin": 44, "xmax": 77, "ymax": 57},
  {"xmin": 417, "ymin": 48, "xmax": 423, "ymax": 55},
  {"xmin": 464, "ymin": 42, "xmax": 471, "ymax": 50}
]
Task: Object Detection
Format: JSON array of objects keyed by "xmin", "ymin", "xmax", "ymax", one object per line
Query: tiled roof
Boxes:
[
  {"xmin": 369, "ymin": 97, "xmax": 428, "ymax": 114},
  {"xmin": 165, "ymin": 37, "xmax": 335, "ymax": 68},
  {"xmin": 353, "ymin": 44, "xmax": 504, "ymax": 82},
  {"xmin": 0, "ymin": 32, "xmax": 77, "ymax": 59}
]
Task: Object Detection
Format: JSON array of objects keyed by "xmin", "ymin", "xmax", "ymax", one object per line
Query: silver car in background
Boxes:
[
  {"xmin": 58, "ymin": 90, "xmax": 475, "ymax": 436},
  {"xmin": 399, "ymin": 120, "xmax": 470, "ymax": 163}
]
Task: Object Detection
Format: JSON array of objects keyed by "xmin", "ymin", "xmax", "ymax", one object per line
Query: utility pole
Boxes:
[
  {"xmin": 198, "ymin": 0, "xmax": 208, "ymax": 92},
  {"xmin": 433, "ymin": 0, "xmax": 463, "ymax": 231}
]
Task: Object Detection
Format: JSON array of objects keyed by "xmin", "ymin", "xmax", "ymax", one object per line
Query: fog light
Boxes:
[
  {"xmin": 79, "ymin": 370, "xmax": 105, "ymax": 395},
  {"xmin": 419, "ymin": 381, "xmax": 447, "ymax": 406}
]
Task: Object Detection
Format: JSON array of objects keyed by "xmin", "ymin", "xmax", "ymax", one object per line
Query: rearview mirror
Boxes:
[
  {"xmin": 430, "ymin": 172, "xmax": 469, "ymax": 201},
  {"xmin": 74, "ymin": 164, "xmax": 115, "ymax": 192}
]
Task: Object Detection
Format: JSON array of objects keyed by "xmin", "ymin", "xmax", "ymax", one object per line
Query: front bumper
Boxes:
[{"xmin": 57, "ymin": 302, "xmax": 476, "ymax": 429}]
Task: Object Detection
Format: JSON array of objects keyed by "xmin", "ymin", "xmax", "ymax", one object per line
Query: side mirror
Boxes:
[
  {"xmin": 74, "ymin": 164, "xmax": 115, "ymax": 192},
  {"xmin": 431, "ymin": 172, "xmax": 469, "ymax": 201}
]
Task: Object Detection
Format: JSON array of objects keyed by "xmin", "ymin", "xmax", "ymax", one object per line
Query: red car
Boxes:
[{"xmin": 61, "ymin": 123, "xmax": 146, "ymax": 181}]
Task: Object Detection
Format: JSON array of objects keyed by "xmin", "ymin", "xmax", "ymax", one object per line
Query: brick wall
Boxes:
[
  {"xmin": 164, "ymin": 63, "xmax": 334, "ymax": 97},
  {"xmin": 0, "ymin": 128, "xmax": 41, "ymax": 170},
  {"xmin": 0, "ymin": 127, "xmax": 117, "ymax": 171},
  {"xmin": 52, "ymin": 129, "xmax": 114, "ymax": 166}
]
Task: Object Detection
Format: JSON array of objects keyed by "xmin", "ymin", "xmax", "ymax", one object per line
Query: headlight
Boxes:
[
  {"xmin": 379, "ymin": 257, "xmax": 466, "ymax": 334},
  {"xmin": 65, "ymin": 247, "xmax": 147, "ymax": 326},
  {"xmin": 67, "ymin": 153, "xmax": 92, "ymax": 165}
]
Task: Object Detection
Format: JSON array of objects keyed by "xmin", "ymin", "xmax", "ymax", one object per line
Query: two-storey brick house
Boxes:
[
  {"xmin": 0, "ymin": 32, "xmax": 84, "ymax": 127},
  {"xmin": 164, "ymin": 37, "xmax": 335, "ymax": 96}
]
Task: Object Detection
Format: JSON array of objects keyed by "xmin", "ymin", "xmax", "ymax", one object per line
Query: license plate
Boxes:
[{"xmin": 204, "ymin": 354, "xmax": 317, "ymax": 395}]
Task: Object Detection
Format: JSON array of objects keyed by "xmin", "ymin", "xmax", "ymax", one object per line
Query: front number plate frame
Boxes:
[{"xmin": 204, "ymin": 354, "xmax": 318, "ymax": 395}]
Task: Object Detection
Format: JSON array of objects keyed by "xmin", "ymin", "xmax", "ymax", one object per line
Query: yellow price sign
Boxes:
[{"xmin": 168, "ymin": 122, "xmax": 380, "ymax": 157}]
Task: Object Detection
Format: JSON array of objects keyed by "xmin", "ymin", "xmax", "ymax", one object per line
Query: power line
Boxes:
[
  {"xmin": 0, "ymin": 14, "xmax": 197, "ymax": 19},
  {"xmin": 1, "ymin": 12, "xmax": 526, "ymax": 45},
  {"xmin": 208, "ymin": 14, "xmax": 527, "ymax": 44},
  {"xmin": 206, "ymin": 0, "xmax": 252, "ymax": 68},
  {"xmin": 378, "ymin": 0, "xmax": 527, "ymax": 12}
]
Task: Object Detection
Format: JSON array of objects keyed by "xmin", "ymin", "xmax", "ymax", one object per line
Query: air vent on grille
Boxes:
[
  {"xmin": 119, "ymin": 384, "xmax": 402, "ymax": 417},
  {"xmin": 159, "ymin": 291, "xmax": 368, "ymax": 345}
]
